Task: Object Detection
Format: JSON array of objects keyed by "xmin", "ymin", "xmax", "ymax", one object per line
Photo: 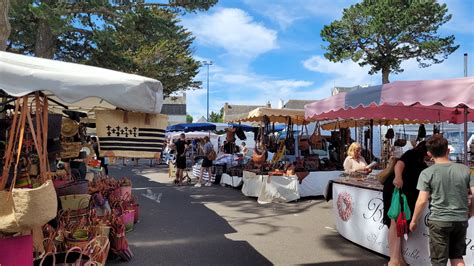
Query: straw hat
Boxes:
[{"xmin": 61, "ymin": 118, "xmax": 79, "ymax": 137}]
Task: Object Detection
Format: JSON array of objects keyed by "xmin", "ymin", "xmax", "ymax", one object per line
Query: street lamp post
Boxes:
[{"xmin": 202, "ymin": 61, "xmax": 213, "ymax": 121}]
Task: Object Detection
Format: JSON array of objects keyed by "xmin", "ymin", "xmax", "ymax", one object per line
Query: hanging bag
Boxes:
[
  {"xmin": 331, "ymin": 121, "xmax": 341, "ymax": 143},
  {"xmin": 298, "ymin": 124, "xmax": 310, "ymax": 152},
  {"xmin": 416, "ymin": 124, "xmax": 426, "ymax": 142},
  {"xmin": 309, "ymin": 122, "xmax": 324, "ymax": 150},
  {"xmin": 0, "ymin": 96, "xmax": 57, "ymax": 233},
  {"xmin": 396, "ymin": 192, "xmax": 411, "ymax": 237},
  {"xmin": 285, "ymin": 118, "xmax": 295, "ymax": 154},
  {"xmin": 394, "ymin": 124, "xmax": 407, "ymax": 147},
  {"xmin": 388, "ymin": 188, "xmax": 412, "ymax": 237}
]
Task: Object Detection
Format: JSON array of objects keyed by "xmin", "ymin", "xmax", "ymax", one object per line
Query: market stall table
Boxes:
[
  {"xmin": 220, "ymin": 173, "xmax": 242, "ymax": 187},
  {"xmin": 241, "ymin": 171, "xmax": 300, "ymax": 203},
  {"xmin": 330, "ymin": 177, "xmax": 474, "ymax": 265},
  {"xmin": 298, "ymin": 171, "xmax": 343, "ymax": 197}
]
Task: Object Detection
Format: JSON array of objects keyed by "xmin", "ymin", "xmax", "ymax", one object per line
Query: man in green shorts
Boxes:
[{"xmin": 410, "ymin": 135, "xmax": 474, "ymax": 266}]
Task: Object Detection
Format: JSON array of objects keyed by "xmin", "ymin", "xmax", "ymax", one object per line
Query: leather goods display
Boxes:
[
  {"xmin": 309, "ymin": 122, "xmax": 324, "ymax": 150},
  {"xmin": 95, "ymin": 110, "xmax": 167, "ymax": 159},
  {"xmin": 298, "ymin": 124, "xmax": 310, "ymax": 152}
]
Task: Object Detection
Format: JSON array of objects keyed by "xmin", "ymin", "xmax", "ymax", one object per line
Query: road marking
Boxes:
[{"xmin": 142, "ymin": 189, "xmax": 162, "ymax": 203}]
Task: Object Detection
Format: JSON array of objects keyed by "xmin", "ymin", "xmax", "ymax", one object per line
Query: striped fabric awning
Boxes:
[{"xmin": 95, "ymin": 110, "xmax": 168, "ymax": 159}]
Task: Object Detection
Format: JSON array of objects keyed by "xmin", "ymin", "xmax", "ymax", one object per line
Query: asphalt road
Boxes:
[{"xmin": 107, "ymin": 162, "xmax": 388, "ymax": 265}]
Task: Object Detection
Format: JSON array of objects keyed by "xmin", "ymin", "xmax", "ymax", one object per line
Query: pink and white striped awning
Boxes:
[{"xmin": 304, "ymin": 77, "xmax": 474, "ymax": 124}]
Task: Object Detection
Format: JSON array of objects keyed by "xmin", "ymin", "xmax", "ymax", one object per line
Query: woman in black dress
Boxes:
[{"xmin": 383, "ymin": 141, "xmax": 428, "ymax": 266}]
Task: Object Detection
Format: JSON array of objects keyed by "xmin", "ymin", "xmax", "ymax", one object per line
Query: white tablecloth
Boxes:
[
  {"xmin": 220, "ymin": 173, "xmax": 243, "ymax": 187},
  {"xmin": 257, "ymin": 175, "xmax": 300, "ymax": 204},
  {"xmin": 298, "ymin": 171, "xmax": 343, "ymax": 197},
  {"xmin": 241, "ymin": 171, "xmax": 263, "ymax": 197},
  {"xmin": 241, "ymin": 171, "xmax": 300, "ymax": 204}
]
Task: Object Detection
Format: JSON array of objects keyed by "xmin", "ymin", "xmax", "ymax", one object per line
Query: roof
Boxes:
[
  {"xmin": 223, "ymin": 103, "xmax": 269, "ymax": 122},
  {"xmin": 331, "ymin": 85, "xmax": 363, "ymax": 96},
  {"xmin": 229, "ymin": 107, "xmax": 307, "ymax": 124},
  {"xmin": 283, "ymin": 100, "xmax": 317, "ymax": 109}
]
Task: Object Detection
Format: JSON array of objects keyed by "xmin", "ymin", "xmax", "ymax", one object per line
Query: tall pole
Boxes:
[
  {"xmin": 207, "ymin": 63, "xmax": 209, "ymax": 121},
  {"xmin": 202, "ymin": 61, "xmax": 213, "ymax": 122},
  {"xmin": 463, "ymin": 53, "xmax": 468, "ymax": 164}
]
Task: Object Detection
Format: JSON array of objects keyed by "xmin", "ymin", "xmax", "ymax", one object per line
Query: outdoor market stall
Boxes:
[
  {"xmin": 228, "ymin": 107, "xmax": 344, "ymax": 202},
  {"xmin": 0, "ymin": 51, "xmax": 166, "ymax": 265},
  {"xmin": 305, "ymin": 77, "xmax": 474, "ymax": 265}
]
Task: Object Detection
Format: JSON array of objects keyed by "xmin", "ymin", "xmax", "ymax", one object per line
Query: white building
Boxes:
[{"xmin": 162, "ymin": 93, "xmax": 187, "ymax": 126}]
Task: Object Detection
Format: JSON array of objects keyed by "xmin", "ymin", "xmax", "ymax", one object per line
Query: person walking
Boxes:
[
  {"xmin": 195, "ymin": 136, "xmax": 214, "ymax": 187},
  {"xmin": 410, "ymin": 135, "xmax": 474, "ymax": 266},
  {"xmin": 383, "ymin": 141, "xmax": 428, "ymax": 266},
  {"xmin": 174, "ymin": 133, "xmax": 187, "ymax": 186}
]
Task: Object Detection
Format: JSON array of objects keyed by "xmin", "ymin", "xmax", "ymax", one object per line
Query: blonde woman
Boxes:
[{"xmin": 343, "ymin": 142, "xmax": 372, "ymax": 174}]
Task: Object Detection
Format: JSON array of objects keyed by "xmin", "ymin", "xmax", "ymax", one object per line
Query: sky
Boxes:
[{"xmin": 173, "ymin": 0, "xmax": 474, "ymax": 121}]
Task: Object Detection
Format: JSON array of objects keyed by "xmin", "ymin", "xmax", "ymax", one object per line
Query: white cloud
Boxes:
[
  {"xmin": 303, "ymin": 55, "xmax": 375, "ymax": 87},
  {"xmin": 182, "ymin": 8, "xmax": 278, "ymax": 59}
]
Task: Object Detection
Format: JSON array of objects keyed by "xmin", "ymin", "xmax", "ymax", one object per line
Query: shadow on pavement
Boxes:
[
  {"xmin": 317, "ymin": 234, "xmax": 388, "ymax": 265},
  {"xmin": 107, "ymin": 164, "xmax": 272, "ymax": 265}
]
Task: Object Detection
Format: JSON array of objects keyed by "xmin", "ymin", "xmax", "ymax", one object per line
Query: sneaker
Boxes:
[
  {"xmin": 194, "ymin": 183, "xmax": 202, "ymax": 187},
  {"xmin": 205, "ymin": 182, "xmax": 212, "ymax": 187}
]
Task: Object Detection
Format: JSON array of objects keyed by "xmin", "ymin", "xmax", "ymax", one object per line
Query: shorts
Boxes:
[
  {"xmin": 202, "ymin": 157, "xmax": 213, "ymax": 168},
  {"xmin": 176, "ymin": 156, "xmax": 186, "ymax": 169},
  {"xmin": 428, "ymin": 220, "xmax": 468, "ymax": 265}
]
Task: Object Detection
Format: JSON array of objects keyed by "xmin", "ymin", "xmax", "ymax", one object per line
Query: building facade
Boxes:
[{"xmin": 161, "ymin": 93, "xmax": 187, "ymax": 126}]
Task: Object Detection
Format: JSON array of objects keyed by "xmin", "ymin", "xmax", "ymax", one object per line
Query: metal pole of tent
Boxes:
[
  {"xmin": 370, "ymin": 119, "xmax": 374, "ymax": 162},
  {"xmin": 464, "ymin": 106, "xmax": 468, "ymax": 164}
]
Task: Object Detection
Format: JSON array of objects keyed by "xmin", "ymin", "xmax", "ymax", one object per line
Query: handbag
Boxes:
[
  {"xmin": 285, "ymin": 119, "xmax": 295, "ymax": 154},
  {"xmin": 252, "ymin": 148, "xmax": 266, "ymax": 166},
  {"xmin": 385, "ymin": 128, "xmax": 395, "ymax": 139},
  {"xmin": 59, "ymin": 194, "xmax": 92, "ymax": 211},
  {"xmin": 0, "ymin": 180, "xmax": 58, "ymax": 233},
  {"xmin": 416, "ymin": 124, "xmax": 426, "ymax": 141},
  {"xmin": 309, "ymin": 122, "xmax": 324, "ymax": 149},
  {"xmin": 207, "ymin": 149, "xmax": 217, "ymax": 161},
  {"xmin": 394, "ymin": 124, "xmax": 407, "ymax": 147},
  {"xmin": 298, "ymin": 124, "xmax": 310, "ymax": 152}
]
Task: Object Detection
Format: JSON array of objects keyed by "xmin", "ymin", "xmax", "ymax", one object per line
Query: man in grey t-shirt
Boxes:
[{"xmin": 410, "ymin": 135, "xmax": 474, "ymax": 266}]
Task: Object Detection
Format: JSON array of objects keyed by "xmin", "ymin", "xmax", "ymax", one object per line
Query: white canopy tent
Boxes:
[{"xmin": 0, "ymin": 51, "xmax": 163, "ymax": 114}]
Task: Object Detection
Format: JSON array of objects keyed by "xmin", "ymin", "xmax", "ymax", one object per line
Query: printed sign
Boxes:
[{"xmin": 332, "ymin": 183, "xmax": 474, "ymax": 265}]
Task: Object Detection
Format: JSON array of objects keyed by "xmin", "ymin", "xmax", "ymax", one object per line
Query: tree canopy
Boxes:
[
  {"xmin": 7, "ymin": 0, "xmax": 218, "ymax": 95},
  {"xmin": 186, "ymin": 113, "xmax": 193, "ymax": 123},
  {"xmin": 320, "ymin": 0, "xmax": 458, "ymax": 84},
  {"xmin": 208, "ymin": 107, "xmax": 224, "ymax": 123}
]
